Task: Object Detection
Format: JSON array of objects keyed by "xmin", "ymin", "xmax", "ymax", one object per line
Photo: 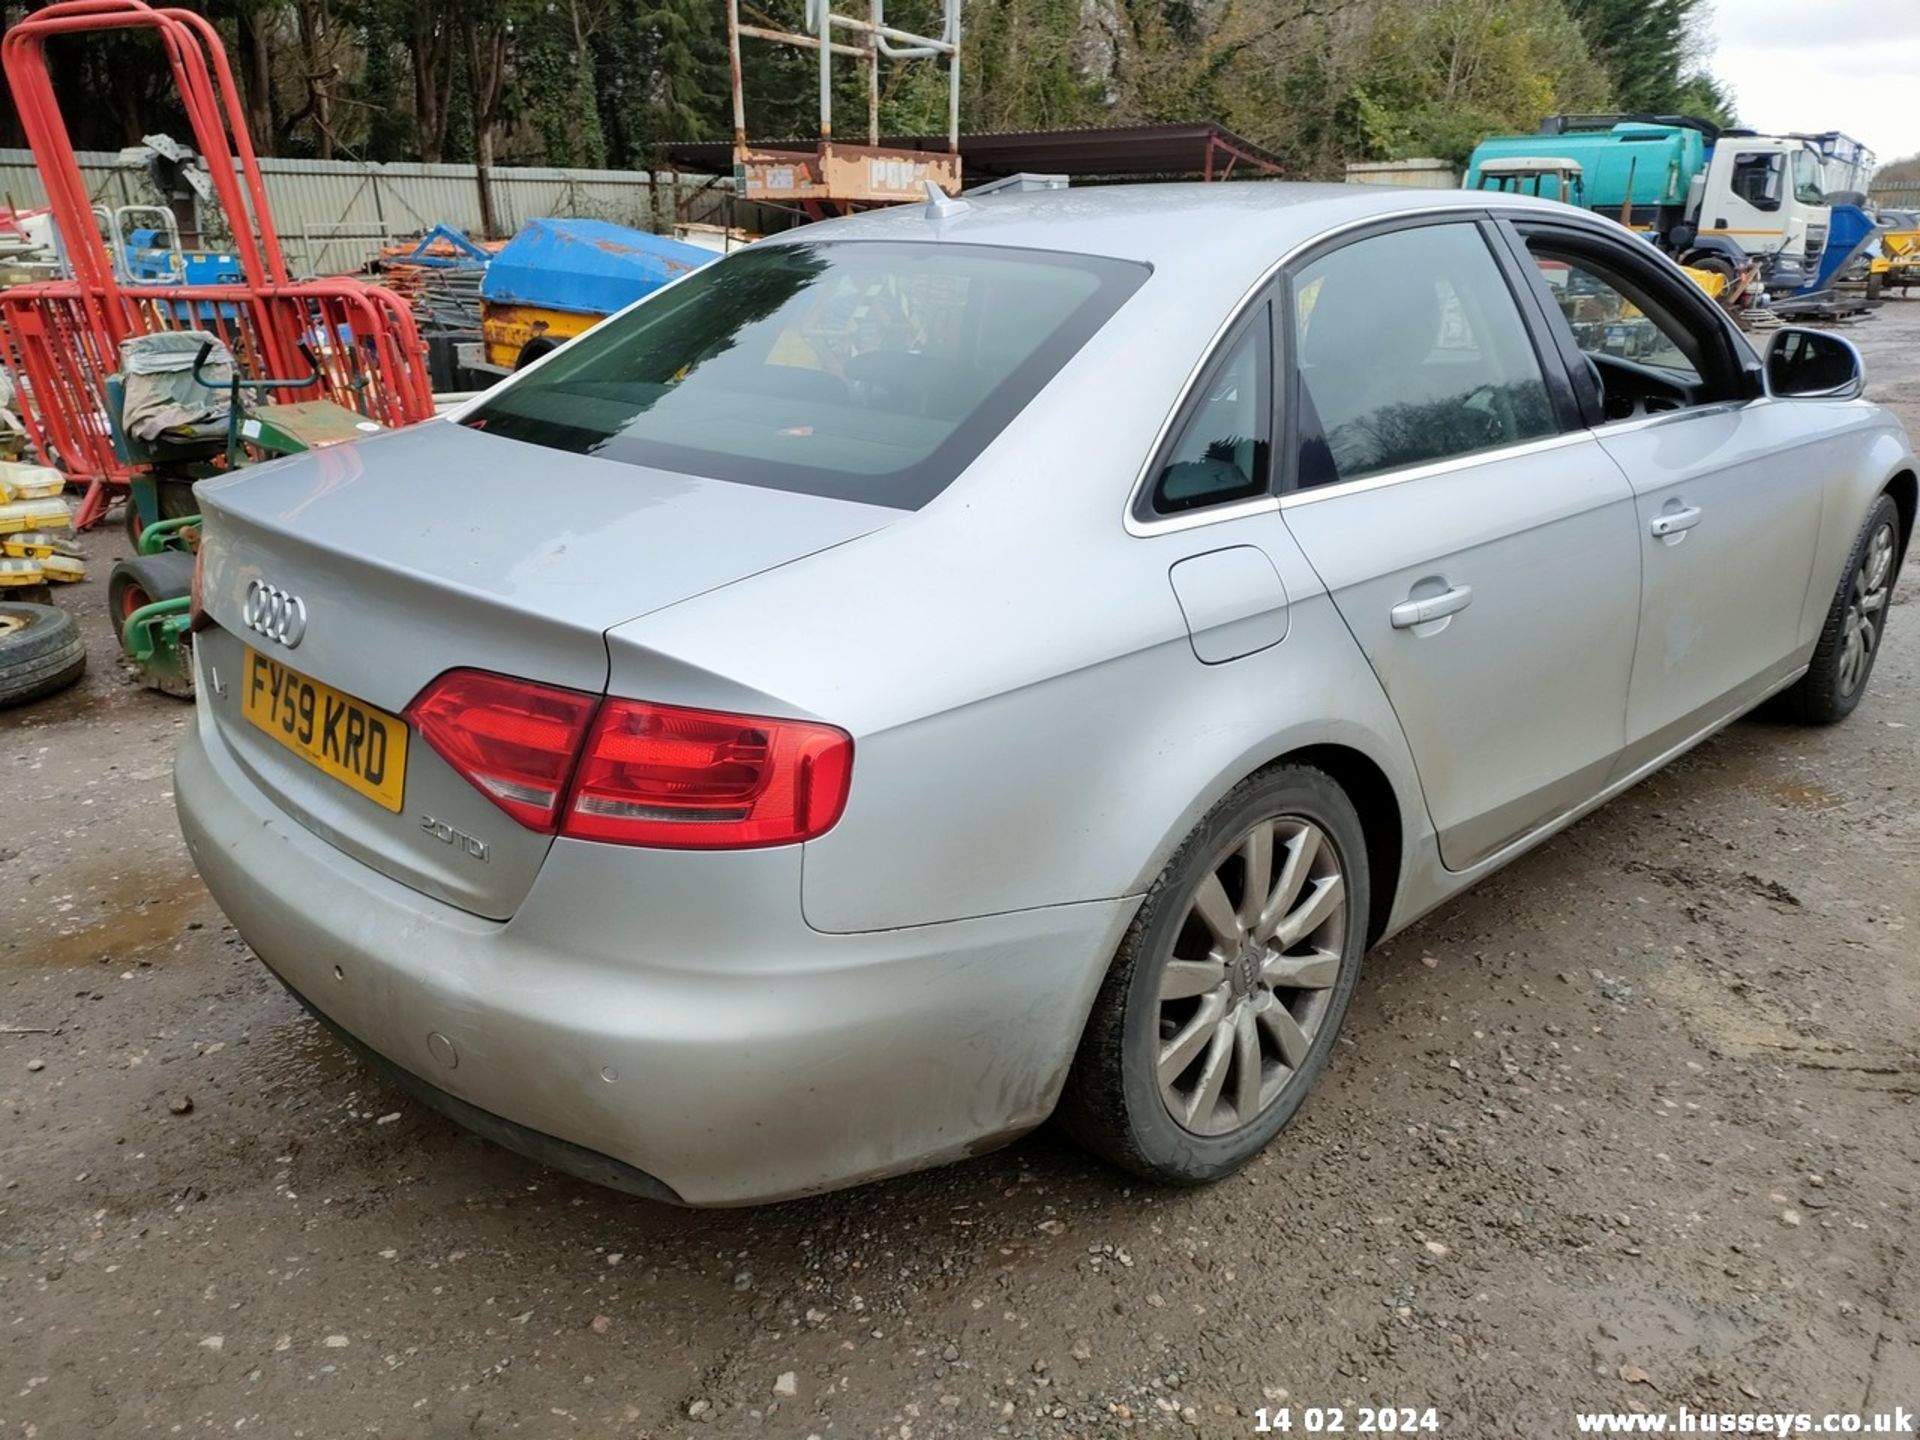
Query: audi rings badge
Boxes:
[{"xmin": 242, "ymin": 579, "xmax": 308, "ymax": 648}]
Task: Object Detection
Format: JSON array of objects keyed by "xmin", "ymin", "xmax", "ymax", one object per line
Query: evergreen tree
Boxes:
[{"xmin": 1564, "ymin": 0, "xmax": 1735, "ymax": 123}]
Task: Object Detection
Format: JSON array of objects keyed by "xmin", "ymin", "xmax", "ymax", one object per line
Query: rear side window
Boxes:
[
  {"xmin": 1291, "ymin": 222, "xmax": 1557, "ymax": 484},
  {"xmin": 462, "ymin": 240, "xmax": 1148, "ymax": 510},
  {"xmin": 1150, "ymin": 305, "xmax": 1272, "ymax": 515}
]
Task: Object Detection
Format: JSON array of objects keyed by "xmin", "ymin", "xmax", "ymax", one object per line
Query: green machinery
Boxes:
[{"xmin": 108, "ymin": 336, "xmax": 377, "ymax": 695}]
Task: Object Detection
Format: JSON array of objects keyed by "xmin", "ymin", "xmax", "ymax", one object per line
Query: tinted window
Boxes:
[
  {"xmin": 1291, "ymin": 223, "xmax": 1556, "ymax": 484},
  {"xmin": 1731, "ymin": 152, "xmax": 1784, "ymax": 211},
  {"xmin": 1151, "ymin": 306, "xmax": 1271, "ymax": 514},
  {"xmin": 463, "ymin": 241, "xmax": 1148, "ymax": 510},
  {"xmin": 1528, "ymin": 248, "xmax": 1703, "ymax": 383}
]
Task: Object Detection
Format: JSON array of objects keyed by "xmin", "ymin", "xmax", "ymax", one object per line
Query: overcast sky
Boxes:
[{"xmin": 1710, "ymin": 0, "xmax": 1920, "ymax": 164}]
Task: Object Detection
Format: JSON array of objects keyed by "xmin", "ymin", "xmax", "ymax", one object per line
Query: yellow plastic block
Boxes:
[
  {"xmin": 0, "ymin": 498, "xmax": 73, "ymax": 534},
  {"xmin": 3, "ymin": 531, "xmax": 61, "ymax": 559},
  {"xmin": 0, "ymin": 462, "xmax": 66, "ymax": 500}
]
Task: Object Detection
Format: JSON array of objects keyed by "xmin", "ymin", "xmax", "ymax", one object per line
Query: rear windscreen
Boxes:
[{"xmin": 462, "ymin": 240, "xmax": 1148, "ymax": 509}]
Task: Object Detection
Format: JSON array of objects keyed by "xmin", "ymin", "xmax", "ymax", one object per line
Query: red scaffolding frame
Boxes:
[{"xmin": 0, "ymin": 0, "xmax": 434, "ymax": 528}]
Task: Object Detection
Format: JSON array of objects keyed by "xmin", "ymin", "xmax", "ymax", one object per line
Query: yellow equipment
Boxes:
[
  {"xmin": 1872, "ymin": 227, "xmax": 1920, "ymax": 290},
  {"xmin": 481, "ymin": 303, "xmax": 602, "ymax": 373},
  {"xmin": 1681, "ymin": 264, "xmax": 1728, "ymax": 301}
]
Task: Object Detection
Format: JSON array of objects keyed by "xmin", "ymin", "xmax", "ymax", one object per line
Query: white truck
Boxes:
[{"xmin": 1467, "ymin": 117, "xmax": 1833, "ymax": 294}]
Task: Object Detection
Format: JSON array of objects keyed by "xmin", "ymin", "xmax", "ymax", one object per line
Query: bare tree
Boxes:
[
  {"xmin": 410, "ymin": 2, "xmax": 458, "ymax": 162},
  {"xmin": 464, "ymin": 7, "xmax": 513, "ymax": 236}
]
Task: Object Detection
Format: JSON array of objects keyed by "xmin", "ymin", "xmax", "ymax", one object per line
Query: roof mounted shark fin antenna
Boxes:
[{"xmin": 923, "ymin": 180, "xmax": 969, "ymax": 220}]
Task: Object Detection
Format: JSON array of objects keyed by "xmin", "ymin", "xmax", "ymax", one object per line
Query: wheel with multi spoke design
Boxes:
[
  {"xmin": 1783, "ymin": 493, "xmax": 1904, "ymax": 725},
  {"xmin": 1838, "ymin": 519, "xmax": 1896, "ymax": 697},
  {"xmin": 1156, "ymin": 815, "xmax": 1347, "ymax": 1135},
  {"xmin": 1058, "ymin": 764, "xmax": 1369, "ymax": 1184}
]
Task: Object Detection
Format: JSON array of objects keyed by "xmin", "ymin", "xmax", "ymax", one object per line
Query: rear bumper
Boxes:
[
  {"xmin": 274, "ymin": 972, "xmax": 685, "ymax": 1203},
  {"xmin": 175, "ymin": 697, "xmax": 1132, "ymax": 1206}
]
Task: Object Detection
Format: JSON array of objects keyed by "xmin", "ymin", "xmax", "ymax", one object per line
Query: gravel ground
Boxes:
[{"xmin": 2, "ymin": 301, "xmax": 1917, "ymax": 1439}]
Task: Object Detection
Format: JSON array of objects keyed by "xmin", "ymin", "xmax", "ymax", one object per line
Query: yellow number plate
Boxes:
[{"xmin": 242, "ymin": 649, "xmax": 408, "ymax": 813}]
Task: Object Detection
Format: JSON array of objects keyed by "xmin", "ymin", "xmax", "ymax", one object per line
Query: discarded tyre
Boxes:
[{"xmin": 0, "ymin": 600, "xmax": 86, "ymax": 708}]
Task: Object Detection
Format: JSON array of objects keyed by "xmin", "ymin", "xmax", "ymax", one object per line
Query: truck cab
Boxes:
[
  {"xmin": 1464, "ymin": 117, "xmax": 1832, "ymax": 295},
  {"xmin": 1697, "ymin": 134, "xmax": 1829, "ymax": 291}
]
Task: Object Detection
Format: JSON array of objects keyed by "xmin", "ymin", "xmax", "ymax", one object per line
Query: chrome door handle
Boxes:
[
  {"xmin": 1390, "ymin": 584, "xmax": 1473, "ymax": 629},
  {"xmin": 1649, "ymin": 505, "xmax": 1703, "ymax": 538}
]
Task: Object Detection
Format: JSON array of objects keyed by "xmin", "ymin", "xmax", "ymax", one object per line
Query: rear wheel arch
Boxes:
[
  {"xmin": 1884, "ymin": 469, "xmax": 1916, "ymax": 563},
  {"xmin": 1280, "ymin": 744, "xmax": 1402, "ymax": 949},
  {"xmin": 1137, "ymin": 740, "xmax": 1405, "ymax": 950}
]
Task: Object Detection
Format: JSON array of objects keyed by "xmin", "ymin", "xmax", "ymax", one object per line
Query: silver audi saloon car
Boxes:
[{"xmin": 177, "ymin": 183, "xmax": 1914, "ymax": 1205}]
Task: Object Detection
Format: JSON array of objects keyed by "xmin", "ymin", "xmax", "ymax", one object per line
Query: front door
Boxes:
[
  {"xmin": 1507, "ymin": 224, "xmax": 1827, "ymax": 771},
  {"xmin": 1279, "ymin": 218, "xmax": 1642, "ymax": 871}
]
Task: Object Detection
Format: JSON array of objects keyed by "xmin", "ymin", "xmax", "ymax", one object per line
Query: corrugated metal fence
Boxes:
[
  {"xmin": 1871, "ymin": 183, "xmax": 1920, "ymax": 211},
  {"xmin": 0, "ymin": 149, "xmax": 755, "ymax": 274}
]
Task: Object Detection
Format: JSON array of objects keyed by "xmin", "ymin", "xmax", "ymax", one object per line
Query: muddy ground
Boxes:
[{"xmin": 3, "ymin": 301, "xmax": 1917, "ymax": 1440}]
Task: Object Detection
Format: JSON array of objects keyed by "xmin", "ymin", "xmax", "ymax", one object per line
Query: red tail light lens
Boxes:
[
  {"xmin": 405, "ymin": 670, "xmax": 598, "ymax": 831},
  {"xmin": 405, "ymin": 671, "xmax": 853, "ymax": 849},
  {"xmin": 564, "ymin": 700, "xmax": 852, "ymax": 849}
]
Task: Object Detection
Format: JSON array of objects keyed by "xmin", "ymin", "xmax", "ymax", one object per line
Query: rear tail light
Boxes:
[
  {"xmin": 566, "ymin": 699, "xmax": 852, "ymax": 848},
  {"xmin": 405, "ymin": 670, "xmax": 852, "ymax": 849},
  {"xmin": 405, "ymin": 670, "xmax": 598, "ymax": 831}
]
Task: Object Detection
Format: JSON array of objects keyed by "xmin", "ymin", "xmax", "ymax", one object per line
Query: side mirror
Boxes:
[{"xmin": 1765, "ymin": 327, "xmax": 1865, "ymax": 400}]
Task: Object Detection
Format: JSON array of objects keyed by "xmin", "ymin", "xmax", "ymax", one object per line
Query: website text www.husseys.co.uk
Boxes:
[{"xmin": 1572, "ymin": 1409, "xmax": 1914, "ymax": 1435}]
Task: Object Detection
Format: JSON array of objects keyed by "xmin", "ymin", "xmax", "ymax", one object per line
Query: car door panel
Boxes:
[
  {"xmin": 1279, "ymin": 218, "xmax": 1640, "ymax": 873},
  {"xmin": 1500, "ymin": 221, "xmax": 1834, "ymax": 778},
  {"xmin": 1283, "ymin": 442, "xmax": 1640, "ymax": 869},
  {"xmin": 1594, "ymin": 403, "xmax": 1826, "ymax": 771},
  {"xmin": 1498, "ymin": 219, "xmax": 1837, "ymax": 775}
]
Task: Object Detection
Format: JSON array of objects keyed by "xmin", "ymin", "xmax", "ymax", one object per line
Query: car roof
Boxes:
[{"xmin": 771, "ymin": 180, "xmax": 1578, "ymax": 271}]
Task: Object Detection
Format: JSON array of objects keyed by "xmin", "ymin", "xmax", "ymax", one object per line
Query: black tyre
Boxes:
[
  {"xmin": 1781, "ymin": 493, "xmax": 1902, "ymax": 724},
  {"xmin": 107, "ymin": 550, "xmax": 196, "ymax": 698},
  {"xmin": 0, "ymin": 601, "xmax": 86, "ymax": 708},
  {"xmin": 108, "ymin": 549, "xmax": 194, "ymax": 635},
  {"xmin": 1057, "ymin": 764, "xmax": 1369, "ymax": 1184},
  {"xmin": 514, "ymin": 336, "xmax": 561, "ymax": 371},
  {"xmin": 122, "ymin": 478, "xmax": 200, "ymax": 548}
]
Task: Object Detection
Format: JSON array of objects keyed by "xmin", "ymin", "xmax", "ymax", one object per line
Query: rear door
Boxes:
[
  {"xmin": 1277, "ymin": 217, "xmax": 1642, "ymax": 871},
  {"xmin": 1501, "ymin": 219, "xmax": 1825, "ymax": 773}
]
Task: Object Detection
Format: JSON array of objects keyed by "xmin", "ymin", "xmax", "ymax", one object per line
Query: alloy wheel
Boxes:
[
  {"xmin": 1154, "ymin": 816, "xmax": 1347, "ymax": 1137},
  {"xmin": 1839, "ymin": 521, "xmax": 1896, "ymax": 698}
]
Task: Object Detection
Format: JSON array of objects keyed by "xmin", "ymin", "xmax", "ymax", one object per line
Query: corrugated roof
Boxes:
[{"xmin": 663, "ymin": 122, "xmax": 1289, "ymax": 182}]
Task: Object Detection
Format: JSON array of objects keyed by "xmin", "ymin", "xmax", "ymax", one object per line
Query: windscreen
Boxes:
[{"xmin": 463, "ymin": 239, "xmax": 1149, "ymax": 509}]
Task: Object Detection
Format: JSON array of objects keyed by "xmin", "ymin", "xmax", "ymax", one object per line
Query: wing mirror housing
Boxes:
[{"xmin": 1765, "ymin": 327, "xmax": 1865, "ymax": 400}]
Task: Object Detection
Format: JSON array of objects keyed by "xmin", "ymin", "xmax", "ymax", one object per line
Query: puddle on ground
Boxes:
[
  {"xmin": 1765, "ymin": 778, "xmax": 1844, "ymax": 810},
  {"xmin": 11, "ymin": 883, "xmax": 216, "ymax": 969}
]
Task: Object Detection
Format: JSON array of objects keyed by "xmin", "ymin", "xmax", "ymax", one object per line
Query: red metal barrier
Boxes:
[{"xmin": 0, "ymin": 1, "xmax": 433, "ymax": 528}]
